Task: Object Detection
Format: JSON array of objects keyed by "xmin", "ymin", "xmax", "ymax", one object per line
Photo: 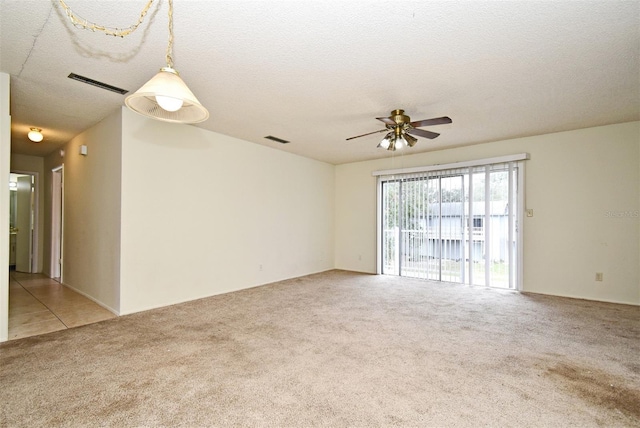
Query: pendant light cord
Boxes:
[
  {"xmin": 166, "ymin": 0, "xmax": 174, "ymax": 69},
  {"xmin": 60, "ymin": 0, "xmax": 175, "ymax": 70},
  {"xmin": 59, "ymin": 0, "xmax": 155, "ymax": 38}
]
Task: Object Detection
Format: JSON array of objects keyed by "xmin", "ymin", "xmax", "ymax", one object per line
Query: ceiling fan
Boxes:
[{"xmin": 346, "ymin": 109, "xmax": 452, "ymax": 151}]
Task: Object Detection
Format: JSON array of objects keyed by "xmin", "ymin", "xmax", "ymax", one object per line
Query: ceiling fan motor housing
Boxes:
[{"xmin": 391, "ymin": 109, "xmax": 410, "ymax": 125}]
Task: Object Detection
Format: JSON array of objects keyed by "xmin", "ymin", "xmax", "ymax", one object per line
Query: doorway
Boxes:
[{"xmin": 9, "ymin": 172, "xmax": 37, "ymax": 273}]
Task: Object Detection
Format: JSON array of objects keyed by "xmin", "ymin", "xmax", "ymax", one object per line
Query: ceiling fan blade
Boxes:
[
  {"xmin": 345, "ymin": 128, "xmax": 388, "ymax": 141},
  {"xmin": 409, "ymin": 116, "xmax": 452, "ymax": 128},
  {"xmin": 407, "ymin": 128, "xmax": 440, "ymax": 139},
  {"xmin": 376, "ymin": 116, "xmax": 396, "ymax": 125}
]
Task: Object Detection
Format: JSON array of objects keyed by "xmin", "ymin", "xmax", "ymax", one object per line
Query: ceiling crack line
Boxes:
[{"xmin": 17, "ymin": 3, "xmax": 55, "ymax": 78}]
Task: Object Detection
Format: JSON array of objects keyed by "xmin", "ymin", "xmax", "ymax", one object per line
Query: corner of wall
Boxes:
[
  {"xmin": 0, "ymin": 72, "xmax": 11, "ymax": 341},
  {"xmin": 57, "ymin": 108, "xmax": 123, "ymax": 313}
]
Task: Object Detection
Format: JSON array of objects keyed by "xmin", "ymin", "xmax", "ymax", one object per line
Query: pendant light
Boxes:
[
  {"xmin": 125, "ymin": 0, "xmax": 209, "ymax": 123},
  {"xmin": 60, "ymin": 0, "xmax": 208, "ymax": 124}
]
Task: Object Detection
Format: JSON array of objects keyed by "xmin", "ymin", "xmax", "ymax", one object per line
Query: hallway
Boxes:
[{"xmin": 8, "ymin": 271, "xmax": 116, "ymax": 340}]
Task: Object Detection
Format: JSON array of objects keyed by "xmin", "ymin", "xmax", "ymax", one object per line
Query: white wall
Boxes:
[
  {"xmin": 0, "ymin": 72, "xmax": 10, "ymax": 341},
  {"xmin": 10, "ymin": 153, "xmax": 45, "ymax": 273},
  {"xmin": 51, "ymin": 110, "xmax": 122, "ymax": 313},
  {"xmin": 119, "ymin": 108, "xmax": 334, "ymax": 314},
  {"xmin": 336, "ymin": 122, "xmax": 640, "ymax": 305}
]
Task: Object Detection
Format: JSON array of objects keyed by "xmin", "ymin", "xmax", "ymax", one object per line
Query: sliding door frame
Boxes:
[{"xmin": 375, "ymin": 153, "xmax": 528, "ymax": 291}]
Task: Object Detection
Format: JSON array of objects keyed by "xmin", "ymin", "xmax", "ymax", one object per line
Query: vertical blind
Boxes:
[{"xmin": 376, "ymin": 155, "xmax": 526, "ymax": 289}]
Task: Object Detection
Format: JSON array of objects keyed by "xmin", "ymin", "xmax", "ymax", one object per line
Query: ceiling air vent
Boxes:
[
  {"xmin": 264, "ymin": 135, "xmax": 290, "ymax": 144},
  {"xmin": 68, "ymin": 73, "xmax": 129, "ymax": 95}
]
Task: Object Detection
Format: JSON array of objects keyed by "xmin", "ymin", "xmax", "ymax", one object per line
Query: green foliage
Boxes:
[{"xmin": 382, "ymin": 170, "xmax": 512, "ymax": 230}]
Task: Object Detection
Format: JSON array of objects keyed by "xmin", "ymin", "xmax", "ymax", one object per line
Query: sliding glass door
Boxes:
[{"xmin": 380, "ymin": 161, "xmax": 521, "ymax": 289}]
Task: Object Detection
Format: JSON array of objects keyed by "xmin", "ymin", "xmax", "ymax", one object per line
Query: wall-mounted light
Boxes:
[{"xmin": 28, "ymin": 127, "xmax": 43, "ymax": 143}]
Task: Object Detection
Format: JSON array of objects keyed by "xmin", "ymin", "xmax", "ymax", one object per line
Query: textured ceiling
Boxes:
[{"xmin": 1, "ymin": 0, "xmax": 639, "ymax": 164}]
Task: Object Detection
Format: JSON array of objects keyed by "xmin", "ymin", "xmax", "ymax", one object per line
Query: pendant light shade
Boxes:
[{"xmin": 125, "ymin": 67, "xmax": 209, "ymax": 124}]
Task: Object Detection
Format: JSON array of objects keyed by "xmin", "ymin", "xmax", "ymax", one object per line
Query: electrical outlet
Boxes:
[
  {"xmin": 526, "ymin": 209, "xmax": 534, "ymax": 217},
  {"xmin": 595, "ymin": 272, "xmax": 603, "ymax": 281},
  {"xmin": 358, "ymin": 254, "xmax": 362, "ymax": 261},
  {"xmin": 259, "ymin": 264, "xmax": 263, "ymax": 271}
]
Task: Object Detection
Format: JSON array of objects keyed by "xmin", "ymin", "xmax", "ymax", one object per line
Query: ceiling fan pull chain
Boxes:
[{"xmin": 59, "ymin": 0, "xmax": 155, "ymax": 38}]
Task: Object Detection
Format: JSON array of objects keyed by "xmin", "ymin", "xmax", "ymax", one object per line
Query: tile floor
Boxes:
[{"xmin": 8, "ymin": 271, "xmax": 117, "ymax": 340}]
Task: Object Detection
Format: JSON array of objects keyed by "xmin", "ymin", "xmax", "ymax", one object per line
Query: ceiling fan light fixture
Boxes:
[
  {"xmin": 28, "ymin": 127, "xmax": 43, "ymax": 143},
  {"xmin": 404, "ymin": 133, "xmax": 418, "ymax": 147},
  {"xmin": 378, "ymin": 132, "xmax": 394, "ymax": 149},
  {"xmin": 386, "ymin": 127, "xmax": 407, "ymax": 151}
]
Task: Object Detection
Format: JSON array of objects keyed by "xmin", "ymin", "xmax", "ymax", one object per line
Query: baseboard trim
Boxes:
[
  {"xmin": 521, "ymin": 290, "xmax": 639, "ymax": 307},
  {"xmin": 60, "ymin": 282, "xmax": 120, "ymax": 316}
]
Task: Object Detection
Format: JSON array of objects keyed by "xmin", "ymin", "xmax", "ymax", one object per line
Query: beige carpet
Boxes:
[{"xmin": 1, "ymin": 270, "xmax": 638, "ymax": 427}]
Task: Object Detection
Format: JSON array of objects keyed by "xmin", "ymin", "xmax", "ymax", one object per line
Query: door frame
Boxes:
[
  {"xmin": 10, "ymin": 170, "xmax": 39, "ymax": 273},
  {"xmin": 51, "ymin": 165, "xmax": 64, "ymax": 281}
]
